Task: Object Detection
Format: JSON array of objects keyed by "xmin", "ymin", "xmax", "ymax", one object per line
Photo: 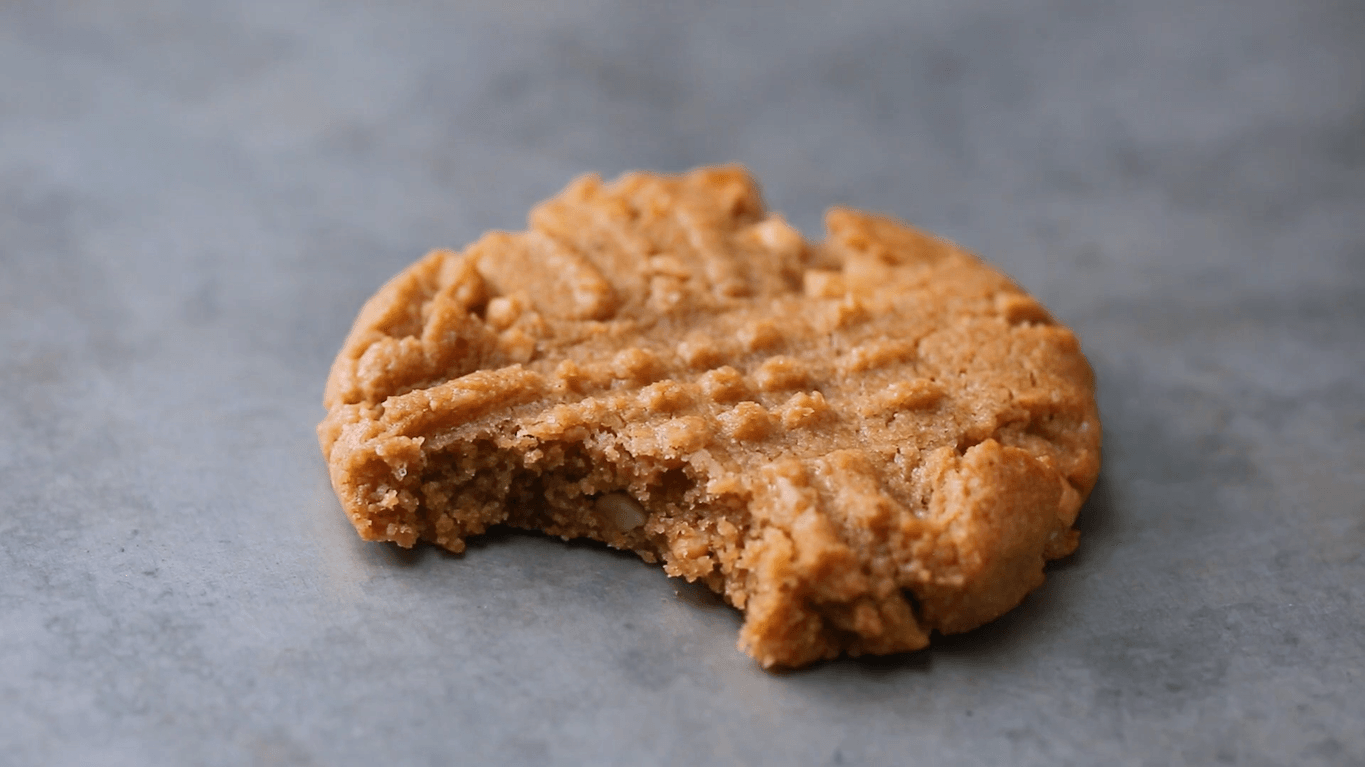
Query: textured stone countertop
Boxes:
[{"xmin": 2, "ymin": 1, "xmax": 1361, "ymax": 764}]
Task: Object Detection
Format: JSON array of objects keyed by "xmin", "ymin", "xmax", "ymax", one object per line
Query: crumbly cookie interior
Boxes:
[
  {"xmin": 319, "ymin": 166, "xmax": 1101, "ymax": 668},
  {"xmin": 416, "ymin": 428, "xmax": 746, "ymax": 587}
]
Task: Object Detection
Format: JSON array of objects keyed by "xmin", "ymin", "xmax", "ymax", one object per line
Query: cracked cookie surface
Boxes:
[{"xmin": 318, "ymin": 166, "xmax": 1101, "ymax": 668}]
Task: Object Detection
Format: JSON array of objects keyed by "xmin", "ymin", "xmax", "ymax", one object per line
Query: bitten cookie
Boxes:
[{"xmin": 318, "ymin": 166, "xmax": 1101, "ymax": 668}]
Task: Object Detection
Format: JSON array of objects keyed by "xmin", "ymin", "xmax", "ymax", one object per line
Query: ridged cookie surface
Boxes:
[{"xmin": 319, "ymin": 166, "xmax": 1101, "ymax": 668}]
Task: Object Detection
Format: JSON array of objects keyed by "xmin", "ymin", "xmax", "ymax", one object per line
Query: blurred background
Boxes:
[{"xmin": 2, "ymin": 1, "xmax": 1362, "ymax": 765}]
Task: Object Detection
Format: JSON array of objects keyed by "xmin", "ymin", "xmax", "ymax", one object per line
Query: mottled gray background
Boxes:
[{"xmin": 2, "ymin": 1, "xmax": 1362, "ymax": 765}]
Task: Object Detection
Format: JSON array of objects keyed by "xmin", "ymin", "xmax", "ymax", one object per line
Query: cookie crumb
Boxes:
[{"xmin": 752, "ymin": 356, "xmax": 810, "ymax": 391}]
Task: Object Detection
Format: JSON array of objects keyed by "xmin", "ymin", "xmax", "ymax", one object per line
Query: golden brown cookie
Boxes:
[{"xmin": 318, "ymin": 166, "xmax": 1101, "ymax": 668}]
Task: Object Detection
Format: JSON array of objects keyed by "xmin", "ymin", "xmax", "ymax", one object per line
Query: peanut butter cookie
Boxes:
[{"xmin": 318, "ymin": 166, "xmax": 1101, "ymax": 668}]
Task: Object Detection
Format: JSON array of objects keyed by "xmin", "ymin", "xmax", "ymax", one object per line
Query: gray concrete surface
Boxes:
[{"xmin": 2, "ymin": 1, "xmax": 1362, "ymax": 764}]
